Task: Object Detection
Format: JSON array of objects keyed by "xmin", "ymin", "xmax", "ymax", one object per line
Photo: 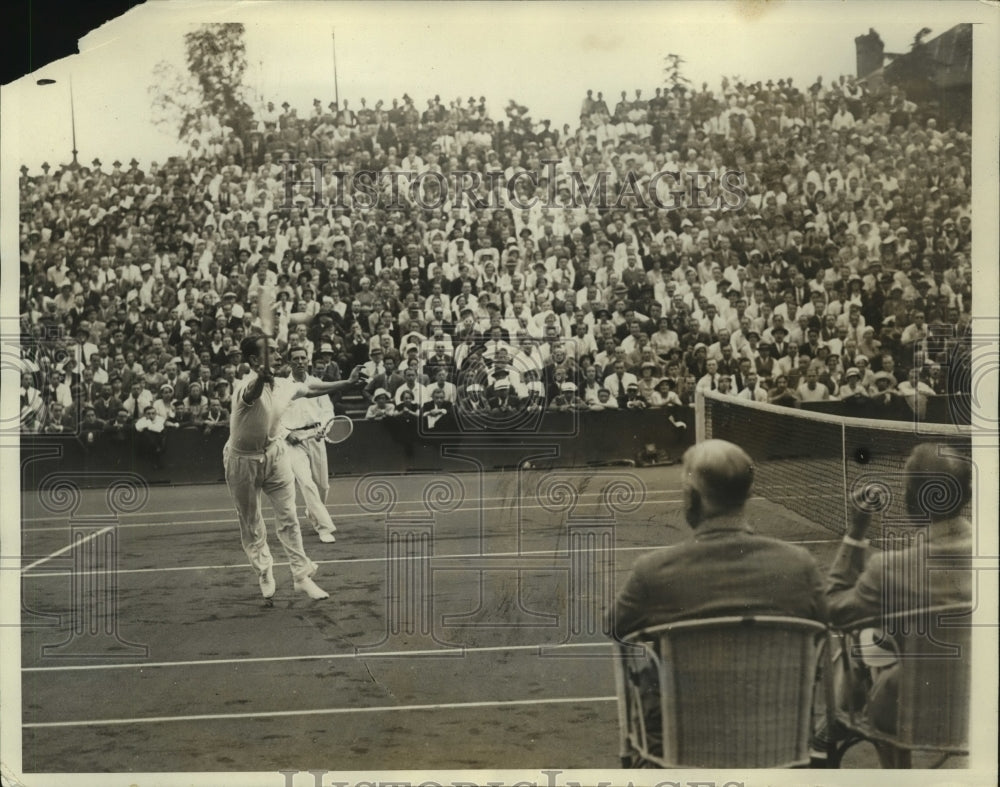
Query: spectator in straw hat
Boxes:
[
  {"xmin": 836, "ymin": 367, "xmax": 869, "ymax": 403},
  {"xmin": 364, "ymin": 388, "xmax": 395, "ymax": 420}
]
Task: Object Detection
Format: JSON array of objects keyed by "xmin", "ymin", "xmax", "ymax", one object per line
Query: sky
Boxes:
[{"xmin": 2, "ymin": 0, "xmax": 986, "ymax": 171}]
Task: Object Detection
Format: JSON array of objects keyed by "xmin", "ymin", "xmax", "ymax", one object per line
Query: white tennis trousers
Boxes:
[
  {"xmin": 287, "ymin": 436, "xmax": 336, "ymax": 535},
  {"xmin": 223, "ymin": 440, "xmax": 316, "ymax": 581}
]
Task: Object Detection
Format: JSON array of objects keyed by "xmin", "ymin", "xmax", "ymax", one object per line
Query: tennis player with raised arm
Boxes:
[
  {"xmin": 280, "ymin": 346, "xmax": 353, "ymax": 544},
  {"xmin": 225, "ymin": 334, "xmax": 365, "ymax": 600}
]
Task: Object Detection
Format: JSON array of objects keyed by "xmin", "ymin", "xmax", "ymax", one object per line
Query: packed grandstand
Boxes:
[{"xmin": 17, "ymin": 73, "xmax": 972, "ymax": 440}]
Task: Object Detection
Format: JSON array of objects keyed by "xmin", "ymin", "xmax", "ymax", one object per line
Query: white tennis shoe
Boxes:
[
  {"xmin": 259, "ymin": 566, "xmax": 276, "ymax": 599},
  {"xmin": 294, "ymin": 576, "xmax": 329, "ymax": 600}
]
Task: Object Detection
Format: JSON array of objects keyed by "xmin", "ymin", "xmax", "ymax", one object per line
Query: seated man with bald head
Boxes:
[{"xmin": 612, "ymin": 439, "xmax": 827, "ymax": 637}]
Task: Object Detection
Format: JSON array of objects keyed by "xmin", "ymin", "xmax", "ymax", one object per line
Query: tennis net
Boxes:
[{"xmin": 695, "ymin": 391, "xmax": 973, "ymax": 539}]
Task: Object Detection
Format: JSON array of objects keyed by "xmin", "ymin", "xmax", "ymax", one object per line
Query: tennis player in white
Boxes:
[
  {"xmin": 281, "ymin": 346, "xmax": 345, "ymax": 543},
  {"xmin": 225, "ymin": 335, "xmax": 364, "ymax": 600}
]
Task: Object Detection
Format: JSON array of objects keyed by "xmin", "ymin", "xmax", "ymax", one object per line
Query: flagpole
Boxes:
[
  {"xmin": 70, "ymin": 75, "xmax": 79, "ymax": 168},
  {"xmin": 332, "ymin": 29, "xmax": 340, "ymax": 107}
]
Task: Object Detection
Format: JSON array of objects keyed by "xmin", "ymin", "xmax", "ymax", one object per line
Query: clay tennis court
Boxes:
[{"xmin": 19, "ymin": 466, "xmax": 949, "ymax": 772}]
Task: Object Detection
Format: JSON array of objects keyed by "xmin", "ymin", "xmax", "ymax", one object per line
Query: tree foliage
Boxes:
[
  {"xmin": 663, "ymin": 54, "xmax": 692, "ymax": 94},
  {"xmin": 149, "ymin": 23, "xmax": 253, "ymax": 142},
  {"xmin": 885, "ymin": 26, "xmax": 937, "ymax": 100}
]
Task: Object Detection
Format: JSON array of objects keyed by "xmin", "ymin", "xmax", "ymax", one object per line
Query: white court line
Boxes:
[
  {"xmin": 23, "ymin": 640, "xmax": 611, "ymax": 673},
  {"xmin": 20, "ymin": 489, "xmax": 687, "ymax": 523},
  {"xmin": 21, "ymin": 526, "xmax": 114, "ymax": 572},
  {"xmin": 20, "ymin": 497, "xmax": 686, "ymax": 534},
  {"xmin": 19, "ymin": 542, "xmax": 672, "ymax": 578},
  {"xmin": 19, "ymin": 491, "xmax": 818, "ymax": 535},
  {"xmin": 22, "ymin": 694, "xmax": 618, "ymax": 729},
  {"xmin": 21, "ymin": 538, "xmax": 839, "ymax": 579}
]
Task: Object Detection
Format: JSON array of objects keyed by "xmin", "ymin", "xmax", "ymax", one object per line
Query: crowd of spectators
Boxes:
[{"xmin": 17, "ymin": 71, "xmax": 972, "ymax": 447}]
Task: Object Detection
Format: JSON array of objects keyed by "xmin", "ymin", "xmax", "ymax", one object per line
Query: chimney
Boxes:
[{"xmin": 855, "ymin": 28, "xmax": 885, "ymax": 79}]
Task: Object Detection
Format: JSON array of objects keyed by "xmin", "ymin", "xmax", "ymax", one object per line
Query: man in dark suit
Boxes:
[
  {"xmin": 363, "ymin": 356, "xmax": 404, "ymax": 404},
  {"xmin": 419, "ymin": 387, "xmax": 455, "ymax": 431},
  {"xmin": 612, "ymin": 439, "xmax": 827, "ymax": 636},
  {"xmin": 77, "ymin": 405, "xmax": 107, "ymax": 450},
  {"xmin": 423, "ymin": 343, "xmax": 455, "ymax": 382}
]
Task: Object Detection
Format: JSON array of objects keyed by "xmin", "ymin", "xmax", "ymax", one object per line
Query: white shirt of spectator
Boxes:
[
  {"xmin": 797, "ymin": 379, "xmax": 831, "ymax": 402},
  {"xmin": 737, "ymin": 379, "xmax": 769, "ymax": 402},
  {"xmin": 135, "ymin": 412, "xmax": 166, "ymax": 434},
  {"xmin": 423, "ymin": 379, "xmax": 457, "ymax": 404}
]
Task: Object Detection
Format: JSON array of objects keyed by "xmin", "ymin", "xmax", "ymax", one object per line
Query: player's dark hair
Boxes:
[{"xmin": 240, "ymin": 335, "xmax": 263, "ymax": 362}]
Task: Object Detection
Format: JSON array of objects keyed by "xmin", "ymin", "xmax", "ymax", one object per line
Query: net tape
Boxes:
[{"xmin": 697, "ymin": 391, "xmax": 973, "ymax": 539}]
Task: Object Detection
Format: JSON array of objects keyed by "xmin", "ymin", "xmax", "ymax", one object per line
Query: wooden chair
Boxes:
[
  {"xmin": 828, "ymin": 604, "xmax": 972, "ymax": 768},
  {"xmin": 613, "ymin": 615, "xmax": 831, "ymax": 768}
]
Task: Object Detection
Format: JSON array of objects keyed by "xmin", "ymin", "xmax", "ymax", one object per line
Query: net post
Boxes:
[
  {"xmin": 694, "ymin": 388, "xmax": 706, "ymax": 443},
  {"xmin": 841, "ymin": 422, "xmax": 849, "ymax": 535}
]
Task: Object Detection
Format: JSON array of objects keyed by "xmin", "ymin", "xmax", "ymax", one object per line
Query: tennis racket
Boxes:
[
  {"xmin": 258, "ymin": 287, "xmax": 275, "ymax": 337},
  {"xmin": 318, "ymin": 414, "xmax": 354, "ymax": 444}
]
